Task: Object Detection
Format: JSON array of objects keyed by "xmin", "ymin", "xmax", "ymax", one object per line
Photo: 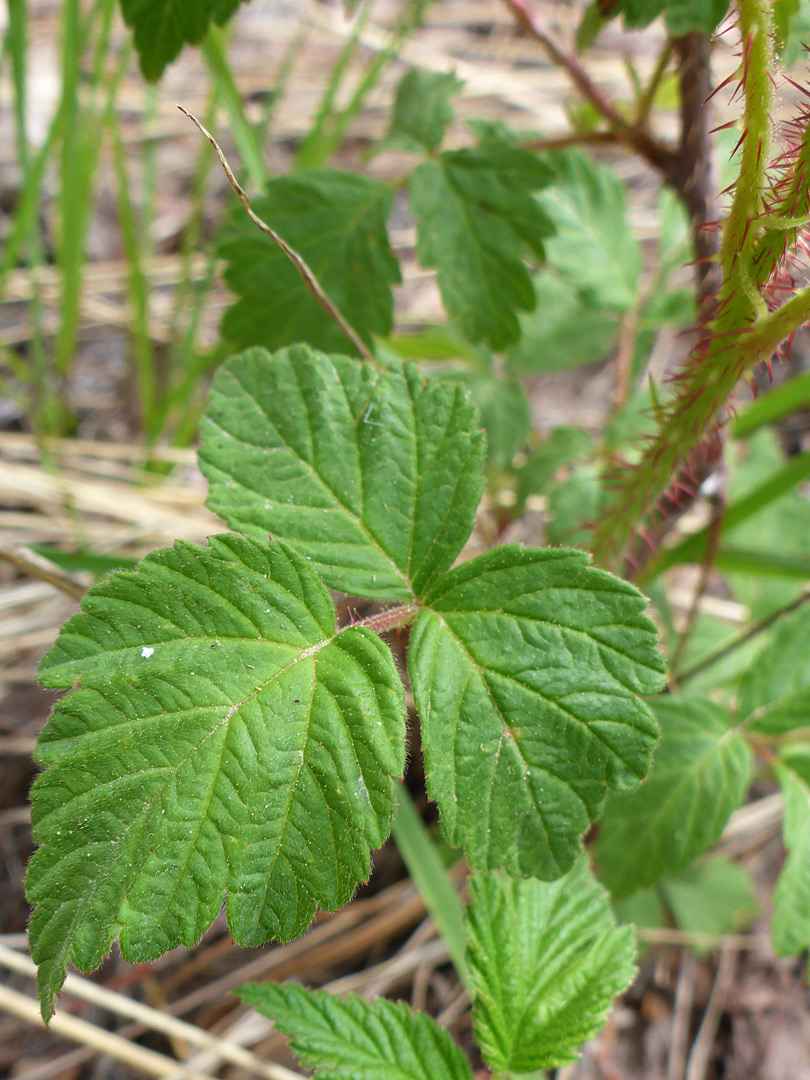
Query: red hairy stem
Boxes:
[
  {"xmin": 593, "ymin": 0, "xmax": 781, "ymax": 571},
  {"xmin": 354, "ymin": 604, "xmax": 419, "ymax": 636}
]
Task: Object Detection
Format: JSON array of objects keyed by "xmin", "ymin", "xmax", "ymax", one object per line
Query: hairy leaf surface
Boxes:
[
  {"xmin": 29, "ymin": 534, "xmax": 405, "ymax": 1018},
  {"xmin": 199, "ymin": 346, "xmax": 485, "ymax": 600},
  {"xmin": 410, "ymin": 131, "xmax": 554, "ymax": 349},
  {"xmin": 237, "ymin": 982, "xmax": 474, "ymax": 1080},
  {"xmin": 119, "ymin": 0, "xmax": 249, "ymax": 80},
  {"xmin": 464, "ymin": 859, "xmax": 636, "ymax": 1073},
  {"xmin": 219, "ymin": 170, "xmax": 400, "ymax": 355},
  {"xmin": 597, "ymin": 697, "xmax": 751, "ymax": 898},
  {"xmin": 772, "ymin": 748, "xmax": 810, "ymax": 957},
  {"xmin": 408, "ymin": 545, "xmax": 664, "ymax": 878}
]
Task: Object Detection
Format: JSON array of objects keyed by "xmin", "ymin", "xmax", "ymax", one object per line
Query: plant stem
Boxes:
[
  {"xmin": 0, "ymin": 535, "xmax": 87, "ymax": 600},
  {"xmin": 500, "ymin": 0, "xmax": 676, "ymax": 177},
  {"xmin": 677, "ymin": 588, "xmax": 810, "ymax": 687},
  {"xmin": 592, "ymin": 1, "xmax": 791, "ymax": 570},
  {"xmin": 636, "ymin": 39, "xmax": 674, "ymax": 126},
  {"xmin": 355, "ymin": 604, "xmax": 418, "ymax": 635}
]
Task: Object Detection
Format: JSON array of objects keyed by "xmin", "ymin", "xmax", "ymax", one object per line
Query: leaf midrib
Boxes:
[
  {"xmin": 207, "ymin": 365, "xmax": 414, "ymax": 597},
  {"xmin": 34, "ymin": 629, "xmax": 349, "ymax": 965}
]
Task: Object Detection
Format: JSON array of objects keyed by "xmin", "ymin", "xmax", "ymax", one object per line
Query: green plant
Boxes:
[{"xmin": 19, "ymin": 0, "xmax": 810, "ymax": 1075}]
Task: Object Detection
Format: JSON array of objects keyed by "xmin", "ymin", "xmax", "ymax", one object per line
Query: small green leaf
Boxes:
[
  {"xmin": 237, "ymin": 982, "xmax": 475, "ymax": 1080},
  {"xmin": 545, "ymin": 461, "xmax": 602, "ymax": 547},
  {"xmin": 661, "ymin": 0, "xmax": 731, "ymax": 34},
  {"xmin": 506, "ymin": 273, "xmax": 619, "ymax": 374},
  {"xmin": 772, "ymin": 748, "xmax": 810, "ymax": 958},
  {"xmin": 535, "ymin": 150, "xmax": 641, "ymax": 311},
  {"xmin": 661, "ymin": 858, "xmax": 758, "ymax": 952},
  {"xmin": 597, "ymin": 697, "xmax": 751, "ymax": 898},
  {"xmin": 29, "ymin": 535, "xmax": 405, "ymax": 1019},
  {"xmin": 119, "ymin": 0, "xmax": 248, "ymax": 81},
  {"xmin": 467, "ymin": 375, "xmax": 531, "ymax": 470},
  {"xmin": 410, "ymin": 131, "xmax": 555, "ymax": 349},
  {"xmin": 219, "ymin": 170, "xmax": 400, "ymax": 355},
  {"xmin": 617, "ymin": 0, "xmax": 729, "ymax": 32},
  {"xmin": 576, "ymin": 2, "xmax": 609, "ymax": 51},
  {"xmin": 775, "ymin": 0, "xmax": 810, "ymax": 66},
  {"xmin": 739, "ymin": 605, "xmax": 810, "ymax": 734},
  {"xmin": 516, "ymin": 427, "xmax": 594, "ymax": 507},
  {"xmin": 199, "ymin": 346, "xmax": 485, "ymax": 600},
  {"xmin": 613, "ymin": 888, "xmax": 664, "ymax": 939},
  {"xmin": 464, "ymin": 859, "xmax": 636, "ymax": 1073},
  {"xmin": 409, "ymin": 545, "xmax": 664, "ymax": 878},
  {"xmin": 385, "ymin": 67, "xmax": 463, "ymax": 154}
]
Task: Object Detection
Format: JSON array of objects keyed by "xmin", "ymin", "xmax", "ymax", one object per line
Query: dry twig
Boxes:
[{"xmin": 178, "ymin": 106, "xmax": 376, "ymax": 364}]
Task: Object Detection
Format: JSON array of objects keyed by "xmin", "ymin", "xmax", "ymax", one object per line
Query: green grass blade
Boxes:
[
  {"xmin": 733, "ymin": 370, "xmax": 810, "ymax": 438},
  {"xmin": 256, "ymin": 16, "xmax": 310, "ymax": 148},
  {"xmin": 7, "ymin": 0, "xmax": 29, "ymax": 168},
  {"xmin": 202, "ymin": 26, "xmax": 267, "ymax": 189},
  {"xmin": 392, "ymin": 784, "xmax": 470, "ymax": 988},
  {"xmin": 31, "ymin": 546, "xmax": 139, "ymax": 576},
  {"xmin": 294, "ymin": 0, "xmax": 375, "ymax": 171},
  {"xmin": 302, "ymin": 0, "xmax": 434, "ymax": 169},
  {"xmin": 712, "ymin": 546, "xmax": 810, "ymax": 579},
  {"xmin": 644, "ymin": 449, "xmax": 810, "ymax": 579},
  {"xmin": 110, "ymin": 118, "xmax": 158, "ymax": 440},
  {"xmin": 54, "ymin": 0, "xmax": 119, "ymax": 378}
]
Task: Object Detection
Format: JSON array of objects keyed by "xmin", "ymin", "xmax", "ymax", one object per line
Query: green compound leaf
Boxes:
[
  {"xmin": 199, "ymin": 346, "xmax": 485, "ymax": 601},
  {"xmin": 535, "ymin": 149, "xmax": 641, "ymax": 311},
  {"xmin": 219, "ymin": 170, "xmax": 400, "ymax": 356},
  {"xmin": 385, "ymin": 67, "xmax": 463, "ymax": 154},
  {"xmin": 119, "ymin": 0, "xmax": 249, "ymax": 81},
  {"xmin": 772, "ymin": 748, "xmax": 810, "ymax": 958},
  {"xmin": 29, "ymin": 534, "xmax": 405, "ymax": 1019},
  {"xmin": 597, "ymin": 697, "xmax": 751, "ymax": 899},
  {"xmin": 237, "ymin": 982, "xmax": 474, "ymax": 1080},
  {"xmin": 408, "ymin": 545, "xmax": 664, "ymax": 878},
  {"xmin": 464, "ymin": 859, "xmax": 636, "ymax": 1073},
  {"xmin": 739, "ymin": 605, "xmax": 810, "ymax": 735},
  {"xmin": 410, "ymin": 131, "xmax": 555, "ymax": 349}
]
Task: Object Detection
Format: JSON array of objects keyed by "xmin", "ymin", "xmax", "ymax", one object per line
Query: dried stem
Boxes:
[
  {"xmin": 0, "ymin": 534, "xmax": 87, "ymax": 600},
  {"xmin": 686, "ymin": 946, "xmax": 736, "ymax": 1080},
  {"xmin": 178, "ymin": 106, "xmax": 376, "ymax": 365},
  {"xmin": 500, "ymin": 0, "xmax": 677, "ymax": 178}
]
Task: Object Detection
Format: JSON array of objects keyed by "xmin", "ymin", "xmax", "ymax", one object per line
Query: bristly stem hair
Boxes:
[{"xmin": 591, "ymin": 0, "xmax": 810, "ymax": 571}]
